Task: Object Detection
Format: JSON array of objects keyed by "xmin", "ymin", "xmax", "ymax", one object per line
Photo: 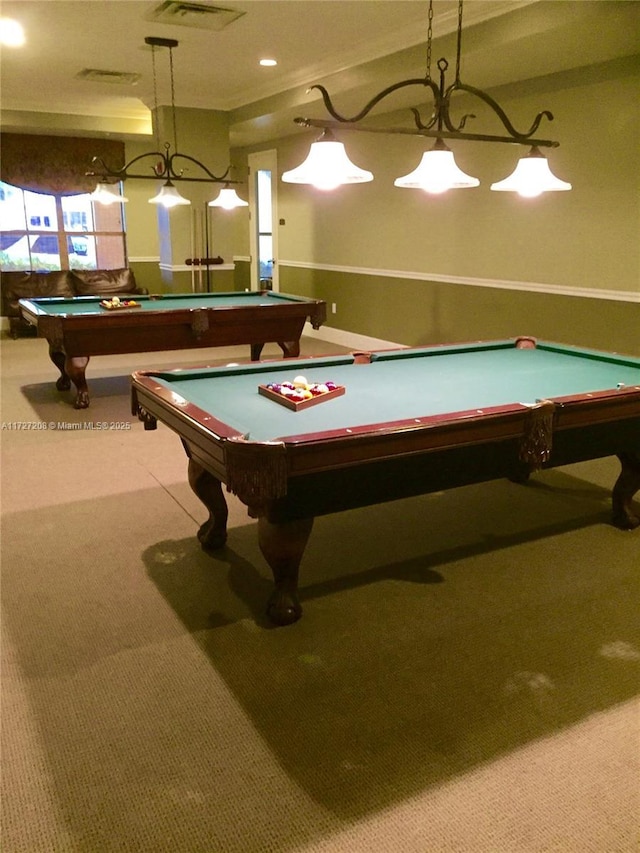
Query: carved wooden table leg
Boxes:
[
  {"xmin": 249, "ymin": 341, "xmax": 301, "ymax": 360},
  {"xmin": 48, "ymin": 347, "xmax": 91, "ymax": 408},
  {"xmin": 188, "ymin": 459, "xmax": 229, "ymax": 550},
  {"xmin": 612, "ymin": 452, "xmax": 640, "ymax": 530},
  {"xmin": 49, "ymin": 347, "xmax": 71, "ymax": 391},
  {"xmin": 49, "ymin": 345, "xmax": 91, "ymax": 408},
  {"xmin": 278, "ymin": 340, "xmax": 300, "ymax": 358},
  {"xmin": 66, "ymin": 356, "xmax": 91, "ymax": 409},
  {"xmin": 258, "ymin": 515, "xmax": 314, "ymax": 625},
  {"xmin": 509, "ymin": 461, "xmax": 532, "ymax": 485}
]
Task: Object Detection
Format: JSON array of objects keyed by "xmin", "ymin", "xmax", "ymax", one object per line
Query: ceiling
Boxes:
[{"xmin": 1, "ymin": 0, "xmax": 639, "ymax": 148}]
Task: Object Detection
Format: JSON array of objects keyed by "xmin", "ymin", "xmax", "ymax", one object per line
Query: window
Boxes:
[{"xmin": 0, "ymin": 181, "xmax": 126, "ymax": 272}]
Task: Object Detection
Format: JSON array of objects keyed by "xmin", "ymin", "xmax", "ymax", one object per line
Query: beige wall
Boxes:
[
  {"xmin": 120, "ymin": 140, "xmax": 160, "ymax": 264},
  {"xmin": 274, "ymin": 68, "xmax": 639, "ymax": 293},
  {"xmin": 124, "ymin": 107, "xmax": 235, "ymax": 293},
  {"xmin": 232, "ymin": 58, "xmax": 639, "ymax": 354},
  {"xmin": 94, "ymin": 55, "xmax": 640, "ymax": 354},
  {"xmin": 278, "ymin": 266, "xmax": 640, "ymax": 356}
]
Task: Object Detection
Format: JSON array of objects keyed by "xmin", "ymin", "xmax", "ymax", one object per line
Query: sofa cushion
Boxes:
[
  {"xmin": 1, "ymin": 270, "xmax": 76, "ymax": 316},
  {"xmin": 70, "ymin": 267, "xmax": 140, "ymax": 296}
]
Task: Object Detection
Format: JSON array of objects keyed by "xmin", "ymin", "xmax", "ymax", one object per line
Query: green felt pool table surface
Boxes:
[
  {"xmin": 142, "ymin": 339, "xmax": 640, "ymax": 443},
  {"xmin": 19, "ymin": 291, "xmax": 313, "ymax": 316}
]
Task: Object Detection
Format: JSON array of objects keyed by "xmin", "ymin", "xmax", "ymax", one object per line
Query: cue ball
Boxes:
[{"xmin": 292, "ymin": 375, "xmax": 308, "ymax": 388}]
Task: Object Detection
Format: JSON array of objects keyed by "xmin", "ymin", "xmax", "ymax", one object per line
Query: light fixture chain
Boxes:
[
  {"xmin": 87, "ymin": 35, "xmax": 235, "ymax": 195},
  {"xmin": 169, "ymin": 45, "xmax": 178, "ymax": 154},
  {"xmin": 151, "ymin": 44, "xmax": 160, "ymax": 151},
  {"xmin": 455, "ymin": 0, "xmax": 463, "ymax": 84},
  {"xmin": 425, "ymin": 0, "xmax": 433, "ymax": 81}
]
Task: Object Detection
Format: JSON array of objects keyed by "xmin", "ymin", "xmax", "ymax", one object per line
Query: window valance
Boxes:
[{"xmin": 0, "ymin": 133, "xmax": 125, "ymax": 195}]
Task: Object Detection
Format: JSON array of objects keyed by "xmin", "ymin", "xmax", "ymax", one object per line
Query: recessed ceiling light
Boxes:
[
  {"xmin": 0, "ymin": 17, "xmax": 25, "ymax": 47},
  {"xmin": 259, "ymin": 58, "xmax": 277, "ymax": 67}
]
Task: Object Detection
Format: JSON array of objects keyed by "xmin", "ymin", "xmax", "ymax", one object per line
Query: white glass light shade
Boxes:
[
  {"xmin": 0, "ymin": 17, "xmax": 25, "ymax": 47},
  {"xmin": 394, "ymin": 139, "xmax": 479, "ymax": 194},
  {"xmin": 282, "ymin": 130, "xmax": 373, "ymax": 190},
  {"xmin": 208, "ymin": 187, "xmax": 249, "ymax": 209},
  {"xmin": 148, "ymin": 181, "xmax": 191, "ymax": 208},
  {"xmin": 90, "ymin": 182, "xmax": 129, "ymax": 204},
  {"xmin": 490, "ymin": 147, "xmax": 572, "ymax": 197}
]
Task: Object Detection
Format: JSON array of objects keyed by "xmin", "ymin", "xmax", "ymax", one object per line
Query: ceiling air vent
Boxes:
[
  {"xmin": 76, "ymin": 68, "xmax": 141, "ymax": 85},
  {"xmin": 145, "ymin": 1, "xmax": 246, "ymax": 31}
]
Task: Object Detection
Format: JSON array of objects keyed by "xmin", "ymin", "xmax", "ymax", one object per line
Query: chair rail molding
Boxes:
[{"xmin": 281, "ymin": 261, "xmax": 640, "ymax": 303}]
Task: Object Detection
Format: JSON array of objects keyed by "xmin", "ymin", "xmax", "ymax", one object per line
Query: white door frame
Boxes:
[{"xmin": 248, "ymin": 149, "xmax": 279, "ymax": 292}]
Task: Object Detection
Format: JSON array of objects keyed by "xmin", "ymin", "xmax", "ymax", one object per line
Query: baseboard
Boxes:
[{"xmin": 304, "ymin": 323, "xmax": 403, "ymax": 351}]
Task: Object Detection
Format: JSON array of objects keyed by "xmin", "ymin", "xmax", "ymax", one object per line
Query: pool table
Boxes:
[
  {"xmin": 131, "ymin": 337, "xmax": 640, "ymax": 625},
  {"xmin": 19, "ymin": 290, "xmax": 326, "ymax": 409}
]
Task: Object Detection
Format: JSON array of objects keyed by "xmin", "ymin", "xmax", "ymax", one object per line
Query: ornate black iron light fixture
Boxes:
[
  {"xmin": 87, "ymin": 37, "xmax": 247, "ymax": 210},
  {"xmin": 283, "ymin": 0, "xmax": 571, "ymax": 197}
]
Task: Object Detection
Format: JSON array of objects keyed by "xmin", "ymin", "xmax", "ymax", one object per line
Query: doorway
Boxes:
[{"xmin": 248, "ymin": 149, "xmax": 279, "ymax": 292}]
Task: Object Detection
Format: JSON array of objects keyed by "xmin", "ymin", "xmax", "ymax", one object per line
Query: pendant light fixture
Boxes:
[
  {"xmin": 208, "ymin": 183, "xmax": 249, "ymax": 209},
  {"xmin": 148, "ymin": 180, "xmax": 190, "ymax": 207},
  {"xmin": 394, "ymin": 138, "xmax": 478, "ymax": 193},
  {"xmin": 490, "ymin": 146, "xmax": 572, "ymax": 197},
  {"xmin": 89, "ymin": 182, "xmax": 129, "ymax": 205},
  {"xmin": 285, "ymin": 0, "xmax": 571, "ymax": 197},
  {"xmin": 86, "ymin": 38, "xmax": 245, "ymax": 209},
  {"xmin": 282, "ymin": 129, "xmax": 373, "ymax": 189}
]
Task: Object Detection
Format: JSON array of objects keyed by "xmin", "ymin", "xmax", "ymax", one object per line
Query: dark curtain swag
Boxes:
[{"xmin": 0, "ymin": 133, "xmax": 124, "ymax": 195}]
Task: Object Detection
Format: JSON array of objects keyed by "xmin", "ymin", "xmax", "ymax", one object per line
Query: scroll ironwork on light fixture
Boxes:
[
  {"xmin": 86, "ymin": 37, "xmax": 247, "ymax": 209},
  {"xmin": 283, "ymin": 0, "xmax": 571, "ymax": 196}
]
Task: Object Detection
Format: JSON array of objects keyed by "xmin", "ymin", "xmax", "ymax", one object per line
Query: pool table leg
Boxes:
[
  {"xmin": 250, "ymin": 341, "xmax": 301, "ymax": 360},
  {"xmin": 258, "ymin": 515, "xmax": 314, "ymax": 626},
  {"xmin": 612, "ymin": 452, "xmax": 640, "ymax": 530},
  {"xmin": 187, "ymin": 460, "xmax": 229, "ymax": 550},
  {"xmin": 48, "ymin": 347, "xmax": 90, "ymax": 409},
  {"xmin": 187, "ymin": 457, "xmax": 311, "ymax": 625},
  {"xmin": 278, "ymin": 341, "xmax": 301, "ymax": 358}
]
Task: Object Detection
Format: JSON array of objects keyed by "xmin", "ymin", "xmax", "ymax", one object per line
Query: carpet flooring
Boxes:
[{"xmin": 1, "ymin": 331, "xmax": 638, "ymax": 852}]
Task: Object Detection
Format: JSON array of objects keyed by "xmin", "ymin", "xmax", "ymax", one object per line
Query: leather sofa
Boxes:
[{"xmin": 1, "ymin": 268, "xmax": 147, "ymax": 337}]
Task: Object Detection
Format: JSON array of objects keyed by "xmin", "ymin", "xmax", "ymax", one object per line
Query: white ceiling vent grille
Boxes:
[
  {"xmin": 145, "ymin": 1, "xmax": 246, "ymax": 31},
  {"xmin": 76, "ymin": 69, "xmax": 141, "ymax": 85}
]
